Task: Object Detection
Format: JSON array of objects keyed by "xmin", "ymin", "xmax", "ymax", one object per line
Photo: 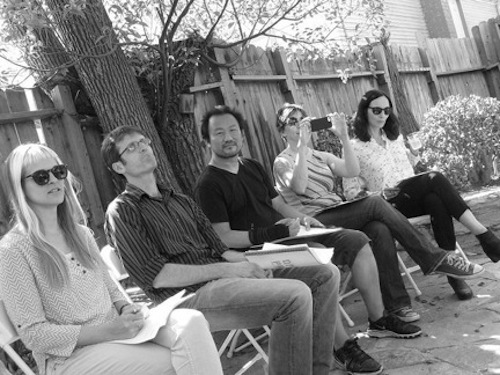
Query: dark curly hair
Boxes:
[
  {"xmin": 200, "ymin": 105, "xmax": 247, "ymax": 142},
  {"xmin": 353, "ymin": 89, "xmax": 400, "ymax": 142},
  {"xmin": 276, "ymin": 103, "xmax": 307, "ymax": 133}
]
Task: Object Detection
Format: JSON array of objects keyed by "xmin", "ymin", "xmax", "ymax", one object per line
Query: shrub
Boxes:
[{"xmin": 420, "ymin": 95, "xmax": 500, "ymax": 190}]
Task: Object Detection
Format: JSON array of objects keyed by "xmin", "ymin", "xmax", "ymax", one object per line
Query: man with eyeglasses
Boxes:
[{"xmin": 101, "ymin": 125, "xmax": 341, "ymax": 375}]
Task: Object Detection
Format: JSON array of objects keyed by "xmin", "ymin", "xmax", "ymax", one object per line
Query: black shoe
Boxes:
[
  {"xmin": 477, "ymin": 229, "xmax": 500, "ymax": 263},
  {"xmin": 367, "ymin": 315, "xmax": 422, "ymax": 339},
  {"xmin": 334, "ymin": 337, "xmax": 383, "ymax": 375},
  {"xmin": 447, "ymin": 276, "xmax": 473, "ymax": 300}
]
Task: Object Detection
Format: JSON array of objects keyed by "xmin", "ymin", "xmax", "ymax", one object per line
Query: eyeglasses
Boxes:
[
  {"xmin": 24, "ymin": 164, "xmax": 68, "ymax": 186},
  {"xmin": 369, "ymin": 107, "xmax": 392, "ymax": 115},
  {"xmin": 286, "ymin": 117, "xmax": 300, "ymax": 127},
  {"xmin": 119, "ymin": 138, "xmax": 152, "ymax": 157}
]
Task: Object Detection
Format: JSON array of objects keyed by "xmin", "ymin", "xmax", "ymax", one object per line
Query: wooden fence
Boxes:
[
  {"xmin": 0, "ymin": 86, "xmax": 114, "ymax": 245},
  {"xmin": 191, "ymin": 17, "xmax": 500, "ymax": 179}
]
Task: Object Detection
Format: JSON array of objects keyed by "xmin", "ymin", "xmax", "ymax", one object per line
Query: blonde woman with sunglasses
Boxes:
[
  {"xmin": 0, "ymin": 144, "xmax": 223, "ymax": 375},
  {"xmin": 343, "ymin": 89, "xmax": 500, "ymax": 300}
]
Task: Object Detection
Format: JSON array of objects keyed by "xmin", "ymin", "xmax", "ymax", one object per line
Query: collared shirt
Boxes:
[
  {"xmin": 343, "ymin": 133, "xmax": 416, "ymax": 200},
  {"xmin": 105, "ymin": 183, "xmax": 228, "ymax": 304}
]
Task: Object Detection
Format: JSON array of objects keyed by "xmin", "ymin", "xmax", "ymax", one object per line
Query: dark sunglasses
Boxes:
[
  {"xmin": 24, "ymin": 164, "xmax": 68, "ymax": 186},
  {"xmin": 286, "ymin": 117, "xmax": 300, "ymax": 126},
  {"xmin": 369, "ymin": 107, "xmax": 392, "ymax": 115}
]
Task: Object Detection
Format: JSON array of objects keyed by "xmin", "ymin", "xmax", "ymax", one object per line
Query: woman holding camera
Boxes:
[
  {"xmin": 0, "ymin": 143, "xmax": 223, "ymax": 375},
  {"xmin": 273, "ymin": 103, "xmax": 484, "ymax": 323},
  {"xmin": 343, "ymin": 89, "xmax": 500, "ymax": 300}
]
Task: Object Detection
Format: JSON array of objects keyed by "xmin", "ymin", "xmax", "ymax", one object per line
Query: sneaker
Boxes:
[
  {"xmin": 434, "ymin": 254, "xmax": 485, "ymax": 279},
  {"xmin": 392, "ymin": 307, "xmax": 420, "ymax": 323},
  {"xmin": 367, "ymin": 315, "xmax": 422, "ymax": 339},
  {"xmin": 334, "ymin": 337, "xmax": 383, "ymax": 375}
]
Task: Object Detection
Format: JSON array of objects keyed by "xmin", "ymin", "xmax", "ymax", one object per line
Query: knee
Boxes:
[
  {"xmin": 363, "ymin": 220, "xmax": 391, "ymax": 240},
  {"xmin": 353, "ymin": 244, "xmax": 377, "ymax": 268},
  {"xmin": 287, "ymin": 280, "xmax": 314, "ymax": 307},
  {"xmin": 428, "ymin": 171, "xmax": 448, "ymax": 186},
  {"xmin": 170, "ymin": 309, "xmax": 210, "ymax": 331}
]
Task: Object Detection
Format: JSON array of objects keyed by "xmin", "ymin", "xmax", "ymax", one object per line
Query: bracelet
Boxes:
[{"xmin": 118, "ymin": 303, "xmax": 131, "ymax": 315}]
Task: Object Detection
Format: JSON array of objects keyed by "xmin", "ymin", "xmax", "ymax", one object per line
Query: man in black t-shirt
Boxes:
[{"xmin": 195, "ymin": 106, "xmax": 422, "ymax": 375}]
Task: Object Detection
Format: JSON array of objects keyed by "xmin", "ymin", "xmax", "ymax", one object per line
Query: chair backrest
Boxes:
[
  {"xmin": 0, "ymin": 300, "xmax": 18, "ymax": 347},
  {"xmin": 101, "ymin": 245, "xmax": 129, "ymax": 281}
]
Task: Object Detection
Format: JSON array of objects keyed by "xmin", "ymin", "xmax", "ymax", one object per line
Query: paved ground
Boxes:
[{"xmin": 219, "ymin": 186, "xmax": 500, "ymax": 375}]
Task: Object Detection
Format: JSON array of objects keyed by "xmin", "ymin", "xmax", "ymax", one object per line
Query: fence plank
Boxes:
[
  {"xmin": 4, "ymin": 89, "xmax": 39, "ymax": 143},
  {"xmin": 50, "ymin": 86, "xmax": 106, "ymax": 244}
]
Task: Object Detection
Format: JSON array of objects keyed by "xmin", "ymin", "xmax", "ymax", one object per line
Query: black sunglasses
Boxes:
[
  {"xmin": 24, "ymin": 164, "xmax": 68, "ymax": 186},
  {"xmin": 369, "ymin": 107, "xmax": 392, "ymax": 115}
]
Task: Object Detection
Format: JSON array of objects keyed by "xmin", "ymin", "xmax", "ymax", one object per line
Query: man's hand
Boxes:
[
  {"xmin": 225, "ymin": 262, "xmax": 272, "ymax": 279},
  {"xmin": 276, "ymin": 218, "xmax": 300, "ymax": 236}
]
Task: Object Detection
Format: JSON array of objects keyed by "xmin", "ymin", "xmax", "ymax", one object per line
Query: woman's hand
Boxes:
[
  {"xmin": 326, "ymin": 112, "xmax": 349, "ymax": 140},
  {"xmin": 298, "ymin": 118, "xmax": 312, "ymax": 150},
  {"xmin": 110, "ymin": 304, "xmax": 146, "ymax": 339}
]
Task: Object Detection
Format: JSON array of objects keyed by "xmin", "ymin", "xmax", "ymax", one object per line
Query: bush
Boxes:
[{"xmin": 420, "ymin": 95, "xmax": 500, "ymax": 190}]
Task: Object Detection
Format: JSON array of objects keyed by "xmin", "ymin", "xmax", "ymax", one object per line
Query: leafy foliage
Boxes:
[
  {"xmin": 1, "ymin": 0, "xmax": 387, "ymax": 88},
  {"xmin": 420, "ymin": 95, "xmax": 500, "ymax": 190}
]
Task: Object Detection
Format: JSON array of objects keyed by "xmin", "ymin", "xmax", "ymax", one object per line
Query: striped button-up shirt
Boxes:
[{"xmin": 105, "ymin": 183, "xmax": 228, "ymax": 304}]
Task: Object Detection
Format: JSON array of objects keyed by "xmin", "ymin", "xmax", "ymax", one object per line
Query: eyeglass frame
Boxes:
[
  {"xmin": 24, "ymin": 164, "xmax": 68, "ymax": 186},
  {"xmin": 118, "ymin": 137, "xmax": 152, "ymax": 158}
]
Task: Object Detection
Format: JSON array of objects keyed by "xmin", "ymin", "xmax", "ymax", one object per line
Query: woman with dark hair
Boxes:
[
  {"xmin": 0, "ymin": 143, "xmax": 223, "ymax": 375},
  {"xmin": 344, "ymin": 89, "xmax": 500, "ymax": 300},
  {"xmin": 273, "ymin": 103, "xmax": 484, "ymax": 323}
]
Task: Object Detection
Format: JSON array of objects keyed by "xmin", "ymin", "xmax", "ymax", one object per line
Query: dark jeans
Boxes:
[
  {"xmin": 389, "ymin": 172, "xmax": 470, "ymax": 251},
  {"xmin": 314, "ymin": 195, "xmax": 447, "ymax": 312}
]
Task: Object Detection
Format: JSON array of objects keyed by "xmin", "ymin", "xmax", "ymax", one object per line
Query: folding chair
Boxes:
[
  {"xmin": 100, "ymin": 245, "xmax": 134, "ymax": 302},
  {"xmin": 218, "ymin": 327, "xmax": 270, "ymax": 375},
  {"xmin": 0, "ymin": 301, "xmax": 36, "ymax": 375}
]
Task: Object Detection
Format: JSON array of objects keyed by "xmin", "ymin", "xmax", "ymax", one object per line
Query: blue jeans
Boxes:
[
  {"xmin": 314, "ymin": 195, "xmax": 447, "ymax": 312},
  {"xmin": 182, "ymin": 264, "xmax": 340, "ymax": 375}
]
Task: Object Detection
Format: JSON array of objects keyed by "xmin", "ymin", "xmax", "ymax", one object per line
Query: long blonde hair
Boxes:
[{"xmin": 4, "ymin": 144, "xmax": 98, "ymax": 288}]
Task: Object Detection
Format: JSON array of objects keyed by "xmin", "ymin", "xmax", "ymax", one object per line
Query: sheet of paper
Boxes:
[{"xmin": 110, "ymin": 290, "xmax": 194, "ymax": 345}]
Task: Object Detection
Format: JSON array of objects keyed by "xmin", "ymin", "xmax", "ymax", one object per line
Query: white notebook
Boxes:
[
  {"xmin": 110, "ymin": 290, "xmax": 194, "ymax": 345},
  {"xmin": 245, "ymin": 243, "xmax": 334, "ymax": 269}
]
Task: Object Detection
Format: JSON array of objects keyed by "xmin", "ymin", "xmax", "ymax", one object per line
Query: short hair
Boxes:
[
  {"xmin": 101, "ymin": 126, "xmax": 146, "ymax": 179},
  {"xmin": 3, "ymin": 143, "xmax": 95, "ymax": 287},
  {"xmin": 200, "ymin": 105, "xmax": 246, "ymax": 142},
  {"xmin": 276, "ymin": 103, "xmax": 307, "ymax": 133},
  {"xmin": 353, "ymin": 89, "xmax": 400, "ymax": 142}
]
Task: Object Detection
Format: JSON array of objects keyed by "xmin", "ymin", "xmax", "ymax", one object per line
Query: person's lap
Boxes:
[{"xmin": 49, "ymin": 342, "xmax": 173, "ymax": 375}]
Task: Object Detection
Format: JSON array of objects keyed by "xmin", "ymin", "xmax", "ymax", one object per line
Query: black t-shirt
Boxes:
[{"xmin": 194, "ymin": 158, "xmax": 283, "ymax": 230}]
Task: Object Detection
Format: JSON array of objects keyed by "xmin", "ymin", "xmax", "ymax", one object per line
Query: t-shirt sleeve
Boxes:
[
  {"xmin": 248, "ymin": 159, "xmax": 279, "ymax": 200},
  {"xmin": 194, "ymin": 173, "xmax": 230, "ymax": 224}
]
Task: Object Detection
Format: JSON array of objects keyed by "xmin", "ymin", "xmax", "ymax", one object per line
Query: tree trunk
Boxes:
[
  {"xmin": 159, "ymin": 52, "xmax": 206, "ymax": 195},
  {"xmin": 381, "ymin": 39, "xmax": 420, "ymax": 135},
  {"xmin": 43, "ymin": 0, "xmax": 180, "ymax": 190}
]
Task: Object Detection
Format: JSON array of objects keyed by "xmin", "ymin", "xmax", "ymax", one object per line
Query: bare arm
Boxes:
[
  {"xmin": 212, "ymin": 222, "xmax": 252, "ymax": 249},
  {"xmin": 287, "ymin": 118, "xmax": 312, "ymax": 194},
  {"xmin": 325, "ymin": 113, "xmax": 360, "ymax": 177}
]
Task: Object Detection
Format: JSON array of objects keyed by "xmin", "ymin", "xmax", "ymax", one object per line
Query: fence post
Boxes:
[
  {"xmin": 50, "ymin": 85, "xmax": 106, "ymax": 244},
  {"xmin": 416, "ymin": 35, "xmax": 442, "ymax": 104},
  {"xmin": 372, "ymin": 44, "xmax": 397, "ymax": 113},
  {"xmin": 271, "ymin": 49, "xmax": 300, "ymax": 103},
  {"xmin": 213, "ymin": 47, "xmax": 251, "ymax": 158},
  {"xmin": 472, "ymin": 20, "xmax": 500, "ymax": 99}
]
